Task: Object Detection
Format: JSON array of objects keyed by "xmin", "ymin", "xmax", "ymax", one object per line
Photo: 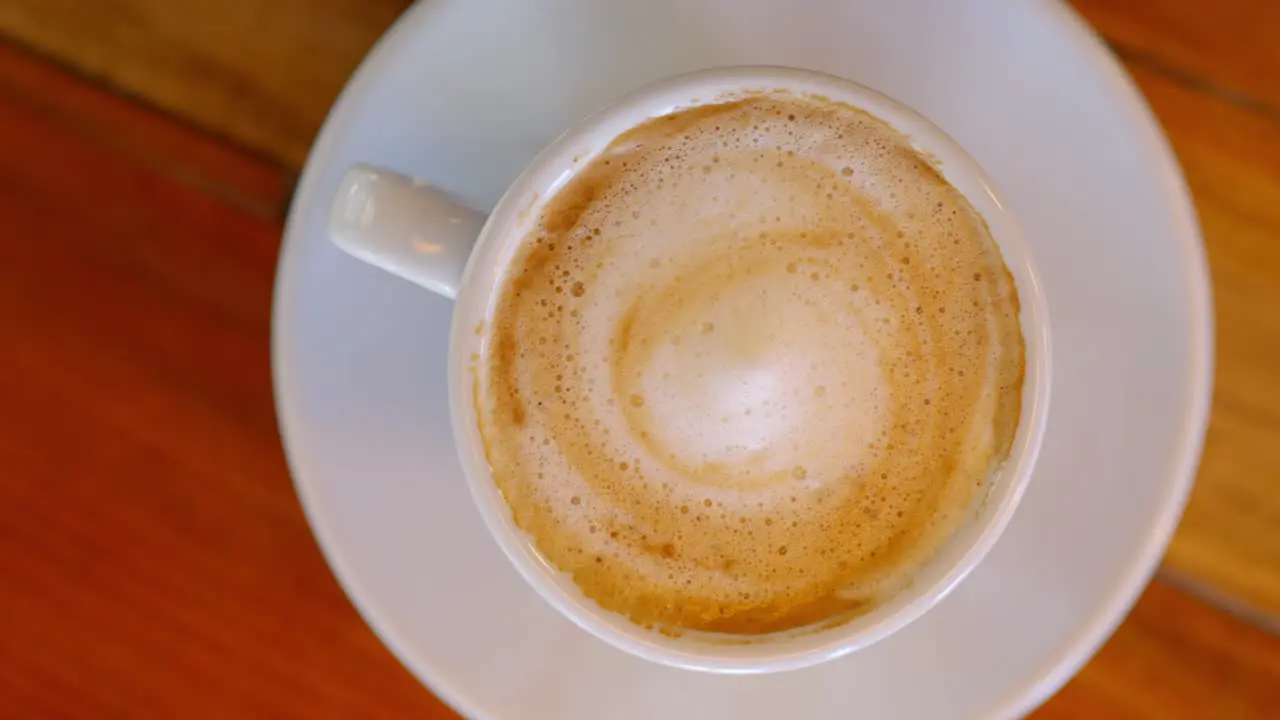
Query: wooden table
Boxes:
[{"xmin": 2, "ymin": 1, "xmax": 1278, "ymax": 716}]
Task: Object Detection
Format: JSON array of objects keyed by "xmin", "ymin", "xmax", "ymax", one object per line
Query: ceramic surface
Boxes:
[{"xmin": 273, "ymin": 1, "xmax": 1211, "ymax": 717}]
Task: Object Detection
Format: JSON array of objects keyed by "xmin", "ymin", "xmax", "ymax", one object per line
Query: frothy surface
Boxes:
[{"xmin": 477, "ymin": 93, "xmax": 1024, "ymax": 635}]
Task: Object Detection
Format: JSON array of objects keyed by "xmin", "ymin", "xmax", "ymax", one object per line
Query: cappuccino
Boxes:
[{"xmin": 476, "ymin": 93, "xmax": 1023, "ymax": 635}]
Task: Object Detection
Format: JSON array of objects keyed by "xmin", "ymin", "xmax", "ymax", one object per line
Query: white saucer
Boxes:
[{"xmin": 272, "ymin": 1, "xmax": 1212, "ymax": 717}]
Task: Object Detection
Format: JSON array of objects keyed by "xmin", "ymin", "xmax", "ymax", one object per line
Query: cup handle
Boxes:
[{"xmin": 328, "ymin": 164, "xmax": 488, "ymax": 299}]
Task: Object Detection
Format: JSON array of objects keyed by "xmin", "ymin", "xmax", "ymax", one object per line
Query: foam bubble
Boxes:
[{"xmin": 477, "ymin": 93, "xmax": 1024, "ymax": 636}]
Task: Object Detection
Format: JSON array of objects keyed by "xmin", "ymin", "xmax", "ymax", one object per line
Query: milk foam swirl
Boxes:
[{"xmin": 477, "ymin": 93, "xmax": 1024, "ymax": 634}]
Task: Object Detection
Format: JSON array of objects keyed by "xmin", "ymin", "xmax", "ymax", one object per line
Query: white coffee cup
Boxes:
[{"xmin": 328, "ymin": 66, "xmax": 1051, "ymax": 674}]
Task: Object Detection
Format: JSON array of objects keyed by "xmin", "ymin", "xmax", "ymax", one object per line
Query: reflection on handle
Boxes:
[{"xmin": 328, "ymin": 164, "xmax": 488, "ymax": 299}]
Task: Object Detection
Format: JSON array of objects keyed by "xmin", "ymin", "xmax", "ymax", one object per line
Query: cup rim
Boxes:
[{"xmin": 447, "ymin": 65, "xmax": 1051, "ymax": 673}]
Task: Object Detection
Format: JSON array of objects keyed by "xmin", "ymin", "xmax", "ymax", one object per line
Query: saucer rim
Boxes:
[{"xmin": 271, "ymin": 1, "xmax": 1213, "ymax": 717}]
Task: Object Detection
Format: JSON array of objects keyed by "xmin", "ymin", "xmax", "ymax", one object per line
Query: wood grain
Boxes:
[
  {"xmin": 1073, "ymin": 0, "xmax": 1280, "ymax": 111},
  {"xmin": 0, "ymin": 40, "xmax": 453, "ymax": 719},
  {"xmin": 1034, "ymin": 580, "xmax": 1280, "ymax": 718},
  {"xmin": 0, "ymin": 41, "xmax": 292, "ymax": 219},
  {"xmin": 0, "ymin": 0, "xmax": 410, "ymax": 167}
]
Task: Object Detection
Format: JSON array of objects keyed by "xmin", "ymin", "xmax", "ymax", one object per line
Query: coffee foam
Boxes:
[{"xmin": 477, "ymin": 93, "xmax": 1024, "ymax": 635}]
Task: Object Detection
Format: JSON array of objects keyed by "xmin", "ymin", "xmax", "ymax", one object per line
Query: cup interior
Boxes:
[{"xmin": 447, "ymin": 66, "xmax": 1051, "ymax": 673}]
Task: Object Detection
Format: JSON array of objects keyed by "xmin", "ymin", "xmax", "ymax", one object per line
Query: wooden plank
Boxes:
[
  {"xmin": 0, "ymin": 43, "xmax": 292, "ymax": 219},
  {"xmin": 0, "ymin": 0, "xmax": 410, "ymax": 167},
  {"xmin": 1124, "ymin": 64, "xmax": 1280, "ymax": 617},
  {"xmin": 1034, "ymin": 580, "xmax": 1280, "ymax": 718},
  {"xmin": 0, "ymin": 1, "xmax": 1274, "ymax": 188},
  {"xmin": 0, "ymin": 40, "xmax": 454, "ymax": 719},
  {"xmin": 1073, "ymin": 0, "xmax": 1280, "ymax": 111}
]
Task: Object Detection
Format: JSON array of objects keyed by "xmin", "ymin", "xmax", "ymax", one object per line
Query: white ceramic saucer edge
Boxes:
[
  {"xmin": 271, "ymin": 14, "xmax": 491, "ymax": 720},
  {"xmin": 272, "ymin": 1, "xmax": 1213, "ymax": 717},
  {"xmin": 1000, "ymin": 3, "xmax": 1214, "ymax": 708}
]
